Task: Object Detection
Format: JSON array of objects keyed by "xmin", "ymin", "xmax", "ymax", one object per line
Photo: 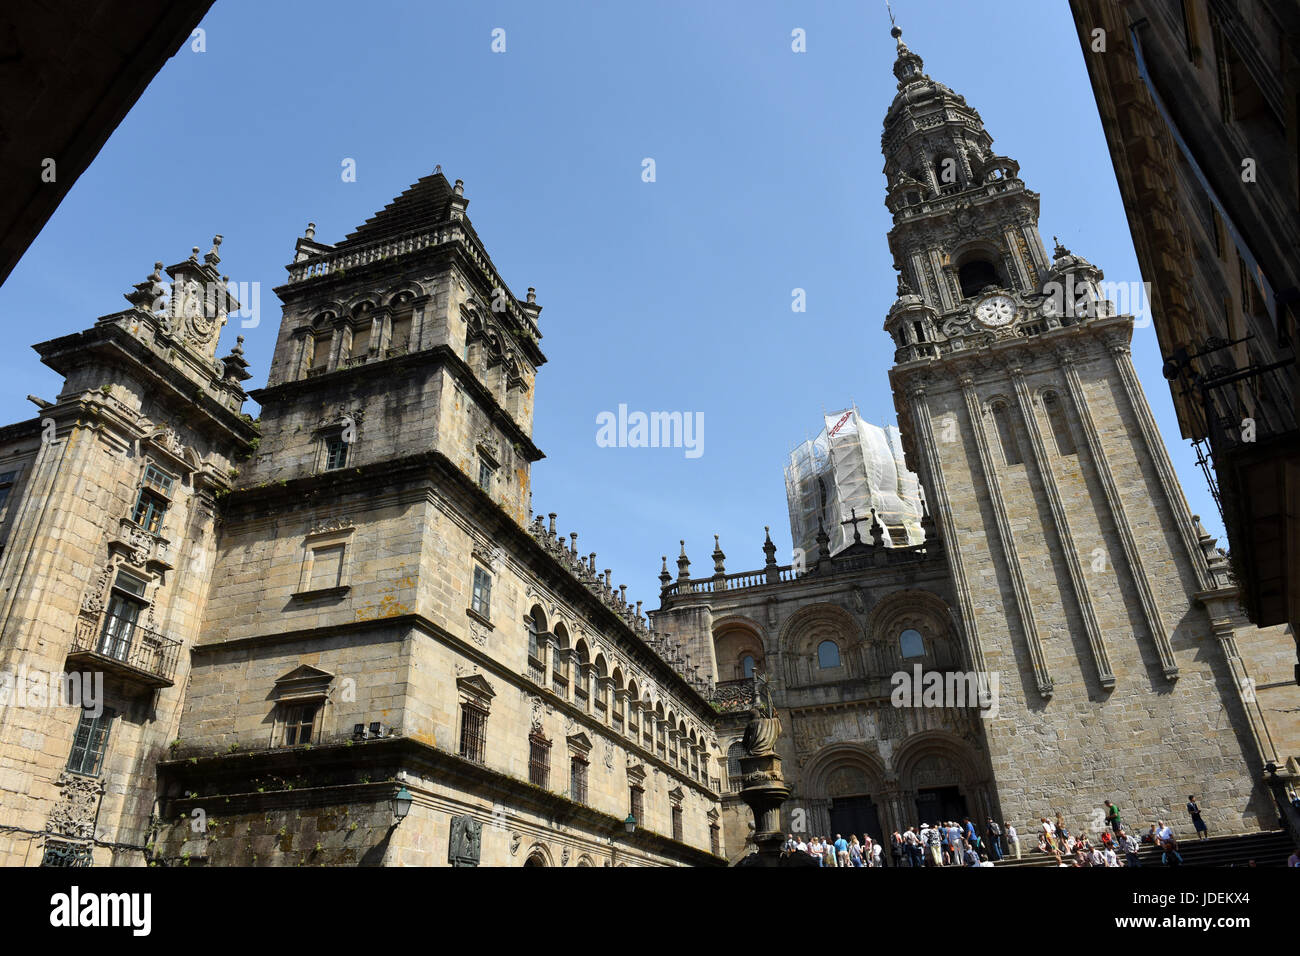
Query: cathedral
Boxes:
[
  {"xmin": 656, "ymin": 28, "xmax": 1298, "ymax": 859},
  {"xmin": 0, "ymin": 27, "xmax": 1294, "ymax": 867}
]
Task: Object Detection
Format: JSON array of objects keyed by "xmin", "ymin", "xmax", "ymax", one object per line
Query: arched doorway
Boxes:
[
  {"xmin": 524, "ymin": 852, "xmax": 546, "ymax": 867},
  {"xmin": 825, "ymin": 766, "xmax": 882, "ymax": 842},
  {"xmin": 802, "ymin": 746, "xmax": 888, "ymax": 845}
]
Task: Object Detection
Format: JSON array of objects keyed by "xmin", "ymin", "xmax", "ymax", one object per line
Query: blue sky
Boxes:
[{"xmin": 0, "ymin": 0, "xmax": 1224, "ymax": 610}]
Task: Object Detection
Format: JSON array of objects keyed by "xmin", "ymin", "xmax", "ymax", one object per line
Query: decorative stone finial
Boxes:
[
  {"xmin": 526, "ymin": 287, "xmax": 537, "ymax": 304},
  {"xmin": 454, "ymin": 178, "xmax": 464, "ymax": 196},
  {"xmin": 304, "ymin": 222, "xmax": 316, "ymax": 241}
]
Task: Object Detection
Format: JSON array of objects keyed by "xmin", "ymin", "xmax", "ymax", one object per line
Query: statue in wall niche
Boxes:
[{"xmin": 448, "ymin": 815, "xmax": 482, "ymax": 867}]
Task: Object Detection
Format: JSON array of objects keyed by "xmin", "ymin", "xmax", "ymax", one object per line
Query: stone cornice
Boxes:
[
  {"xmin": 32, "ymin": 321, "xmax": 258, "ymax": 448},
  {"xmin": 157, "ymin": 737, "xmax": 723, "ymax": 866}
]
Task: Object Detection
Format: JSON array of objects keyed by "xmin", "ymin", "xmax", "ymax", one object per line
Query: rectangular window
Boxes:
[
  {"xmin": 67, "ymin": 707, "xmax": 116, "ymax": 776},
  {"xmin": 142, "ymin": 464, "xmax": 174, "ymax": 495},
  {"xmin": 351, "ymin": 324, "xmax": 371, "ymax": 356},
  {"xmin": 98, "ymin": 572, "xmax": 148, "ymax": 661},
  {"xmin": 132, "ymin": 488, "xmax": 168, "ymax": 534},
  {"xmin": 281, "ymin": 702, "xmax": 319, "ymax": 746},
  {"xmin": 471, "ymin": 566, "xmax": 492, "ymax": 619},
  {"xmin": 390, "ymin": 315, "xmax": 411, "ymax": 354},
  {"xmin": 529, "ymin": 735, "xmax": 551, "ymax": 788},
  {"xmin": 478, "ymin": 459, "xmax": 493, "ymax": 493},
  {"xmin": 710, "ymin": 825, "xmax": 720, "ymax": 856},
  {"xmin": 672, "ymin": 805, "xmax": 683, "ymax": 843},
  {"xmin": 311, "ymin": 334, "xmax": 332, "ymax": 370},
  {"xmin": 570, "ymin": 756, "xmax": 588, "ymax": 804},
  {"xmin": 325, "ymin": 437, "xmax": 349, "ymax": 470},
  {"xmin": 0, "ymin": 470, "xmax": 15, "ymax": 510},
  {"xmin": 630, "ymin": 786, "xmax": 643, "ymax": 824},
  {"xmin": 459, "ymin": 704, "xmax": 487, "ymax": 764},
  {"xmin": 309, "ymin": 544, "xmax": 345, "ymax": 591}
]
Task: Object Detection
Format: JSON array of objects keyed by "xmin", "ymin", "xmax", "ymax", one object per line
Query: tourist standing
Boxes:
[
  {"xmin": 834, "ymin": 833, "xmax": 849, "ymax": 867},
  {"xmin": 1187, "ymin": 796, "xmax": 1209, "ymax": 841},
  {"xmin": 848, "ymin": 835, "xmax": 863, "ymax": 867},
  {"xmin": 1006, "ymin": 822, "xmax": 1020, "ymax": 860},
  {"xmin": 1105, "ymin": 800, "xmax": 1122, "ymax": 834},
  {"xmin": 985, "ymin": 818, "xmax": 1003, "ymax": 860},
  {"xmin": 926, "ymin": 823, "xmax": 943, "ymax": 866},
  {"xmin": 1118, "ymin": 830, "xmax": 1140, "ymax": 867}
]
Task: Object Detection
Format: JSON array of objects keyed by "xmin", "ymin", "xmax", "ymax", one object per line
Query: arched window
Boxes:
[
  {"xmin": 741, "ymin": 654, "xmax": 756, "ymax": 678},
  {"xmin": 817, "ymin": 640, "xmax": 841, "ymax": 669},
  {"xmin": 1042, "ymin": 391, "xmax": 1076, "ymax": 456},
  {"xmin": 527, "ymin": 607, "xmax": 545, "ymax": 663},
  {"xmin": 900, "ymin": 628, "xmax": 925, "ymax": 659},
  {"xmin": 958, "ymin": 259, "xmax": 1001, "ymax": 298},
  {"xmin": 594, "ymin": 655, "xmax": 609, "ymax": 710},
  {"xmin": 551, "ymin": 623, "xmax": 569, "ymax": 691},
  {"xmin": 990, "ymin": 401, "xmax": 1023, "ymax": 466}
]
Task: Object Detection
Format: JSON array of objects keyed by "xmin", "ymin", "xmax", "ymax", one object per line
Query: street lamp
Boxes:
[
  {"xmin": 392, "ymin": 786, "xmax": 413, "ymax": 824},
  {"xmin": 624, "ymin": 813, "xmax": 637, "ymax": 835}
]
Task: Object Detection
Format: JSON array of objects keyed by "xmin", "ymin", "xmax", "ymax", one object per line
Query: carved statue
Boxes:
[
  {"xmin": 742, "ymin": 707, "xmax": 781, "ymax": 757},
  {"xmin": 742, "ymin": 671, "xmax": 782, "ymax": 757},
  {"xmin": 448, "ymin": 815, "xmax": 482, "ymax": 867}
]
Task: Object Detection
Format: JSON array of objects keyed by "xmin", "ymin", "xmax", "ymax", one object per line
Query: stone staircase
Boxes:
[{"xmin": 991, "ymin": 830, "xmax": 1295, "ymax": 868}]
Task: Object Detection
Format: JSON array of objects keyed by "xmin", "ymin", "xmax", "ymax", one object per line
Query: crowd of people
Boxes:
[{"xmin": 779, "ymin": 795, "xmax": 1219, "ymax": 867}]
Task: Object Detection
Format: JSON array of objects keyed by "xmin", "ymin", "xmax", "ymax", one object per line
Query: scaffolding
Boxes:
[{"xmin": 785, "ymin": 407, "xmax": 925, "ymax": 562}]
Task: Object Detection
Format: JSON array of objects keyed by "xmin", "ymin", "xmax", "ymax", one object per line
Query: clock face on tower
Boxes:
[{"xmin": 974, "ymin": 294, "xmax": 1016, "ymax": 329}]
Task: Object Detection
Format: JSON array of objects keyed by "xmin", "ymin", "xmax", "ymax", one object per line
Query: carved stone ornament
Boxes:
[
  {"xmin": 603, "ymin": 740, "xmax": 614, "ymax": 770},
  {"xmin": 561, "ymin": 847, "xmax": 571, "ymax": 866},
  {"xmin": 81, "ymin": 565, "xmax": 114, "ymax": 615},
  {"xmin": 471, "ymin": 541, "xmax": 502, "ymax": 572},
  {"xmin": 448, "ymin": 815, "xmax": 482, "ymax": 867},
  {"xmin": 528, "ymin": 695, "xmax": 552, "ymax": 732},
  {"xmin": 509, "ymin": 833, "xmax": 522, "ymax": 856},
  {"xmin": 308, "ymin": 515, "xmax": 355, "ymax": 536},
  {"xmin": 468, "ymin": 621, "xmax": 489, "ymax": 647},
  {"xmin": 46, "ymin": 772, "xmax": 107, "ymax": 840}
]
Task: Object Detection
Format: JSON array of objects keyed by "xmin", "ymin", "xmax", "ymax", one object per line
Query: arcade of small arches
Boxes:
[
  {"xmin": 298, "ymin": 283, "xmax": 426, "ymax": 379},
  {"xmin": 711, "ymin": 592, "xmax": 962, "ymax": 691},
  {"xmin": 525, "ymin": 605, "xmax": 715, "ymax": 784}
]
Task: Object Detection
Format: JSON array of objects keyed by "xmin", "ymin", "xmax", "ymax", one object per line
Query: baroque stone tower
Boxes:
[{"xmin": 880, "ymin": 27, "xmax": 1289, "ymax": 832}]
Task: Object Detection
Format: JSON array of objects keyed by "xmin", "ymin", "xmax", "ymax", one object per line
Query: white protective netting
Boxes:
[{"xmin": 785, "ymin": 407, "xmax": 925, "ymax": 562}]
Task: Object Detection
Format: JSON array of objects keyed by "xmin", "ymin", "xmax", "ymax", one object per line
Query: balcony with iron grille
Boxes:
[{"xmin": 68, "ymin": 611, "xmax": 181, "ymax": 689}]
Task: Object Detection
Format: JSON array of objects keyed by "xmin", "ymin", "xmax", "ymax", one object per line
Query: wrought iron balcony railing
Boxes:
[{"xmin": 69, "ymin": 612, "xmax": 181, "ymax": 688}]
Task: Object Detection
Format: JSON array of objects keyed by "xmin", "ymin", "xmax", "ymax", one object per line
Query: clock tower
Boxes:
[{"xmin": 881, "ymin": 26, "xmax": 1283, "ymax": 832}]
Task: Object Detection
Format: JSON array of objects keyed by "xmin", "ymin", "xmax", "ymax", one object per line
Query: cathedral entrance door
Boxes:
[
  {"xmin": 915, "ymin": 786, "xmax": 967, "ymax": 824},
  {"xmin": 829, "ymin": 795, "xmax": 881, "ymax": 844}
]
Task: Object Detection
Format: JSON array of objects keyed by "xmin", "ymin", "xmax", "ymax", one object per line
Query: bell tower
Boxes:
[{"xmin": 881, "ymin": 26, "xmax": 1282, "ymax": 832}]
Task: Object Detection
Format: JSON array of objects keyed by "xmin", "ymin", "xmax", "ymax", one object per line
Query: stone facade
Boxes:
[
  {"xmin": 655, "ymin": 30, "xmax": 1298, "ymax": 863},
  {"xmin": 0, "ymin": 174, "xmax": 722, "ymax": 867}
]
